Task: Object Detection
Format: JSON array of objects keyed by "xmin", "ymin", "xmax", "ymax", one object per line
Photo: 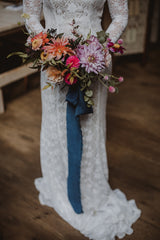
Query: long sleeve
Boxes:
[
  {"xmin": 106, "ymin": 0, "xmax": 128, "ymax": 43},
  {"xmin": 23, "ymin": 0, "xmax": 44, "ymax": 34}
]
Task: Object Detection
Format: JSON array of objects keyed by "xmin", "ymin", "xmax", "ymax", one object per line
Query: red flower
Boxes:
[
  {"xmin": 107, "ymin": 39, "xmax": 125, "ymax": 54},
  {"xmin": 64, "ymin": 73, "xmax": 77, "ymax": 85},
  {"xmin": 66, "ymin": 55, "xmax": 80, "ymax": 69}
]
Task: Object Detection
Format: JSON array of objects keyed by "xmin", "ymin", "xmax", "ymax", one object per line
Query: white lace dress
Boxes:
[{"xmin": 23, "ymin": 1, "xmax": 141, "ymax": 239}]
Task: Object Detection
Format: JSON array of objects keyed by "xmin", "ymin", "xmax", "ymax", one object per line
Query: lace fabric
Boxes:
[
  {"xmin": 23, "ymin": 1, "xmax": 141, "ymax": 240},
  {"xmin": 23, "ymin": 0, "xmax": 128, "ymax": 41},
  {"xmin": 23, "ymin": 0, "xmax": 44, "ymax": 34}
]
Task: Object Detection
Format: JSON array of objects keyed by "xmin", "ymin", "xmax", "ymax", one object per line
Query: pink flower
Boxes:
[
  {"xmin": 76, "ymin": 43, "xmax": 105, "ymax": 74},
  {"xmin": 108, "ymin": 86, "xmax": 116, "ymax": 93},
  {"xmin": 66, "ymin": 55, "xmax": 80, "ymax": 69},
  {"xmin": 104, "ymin": 75, "xmax": 109, "ymax": 81},
  {"xmin": 118, "ymin": 39, "xmax": 123, "ymax": 45},
  {"xmin": 64, "ymin": 73, "xmax": 77, "ymax": 85},
  {"xmin": 87, "ymin": 35, "xmax": 102, "ymax": 48},
  {"xmin": 118, "ymin": 76, "xmax": 124, "ymax": 82}
]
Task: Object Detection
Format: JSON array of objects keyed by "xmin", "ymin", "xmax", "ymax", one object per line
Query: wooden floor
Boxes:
[{"xmin": 0, "ymin": 49, "xmax": 160, "ymax": 240}]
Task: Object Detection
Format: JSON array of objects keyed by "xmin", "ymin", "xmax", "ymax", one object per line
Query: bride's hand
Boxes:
[{"xmin": 105, "ymin": 49, "xmax": 112, "ymax": 68}]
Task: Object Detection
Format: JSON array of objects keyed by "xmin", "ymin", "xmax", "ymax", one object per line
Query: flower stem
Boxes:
[{"xmin": 98, "ymin": 77, "xmax": 108, "ymax": 89}]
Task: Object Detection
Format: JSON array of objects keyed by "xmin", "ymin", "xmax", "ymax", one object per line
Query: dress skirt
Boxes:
[{"xmin": 35, "ymin": 65, "xmax": 141, "ymax": 240}]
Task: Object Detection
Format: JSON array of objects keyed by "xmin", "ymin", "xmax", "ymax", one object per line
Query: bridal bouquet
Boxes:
[{"xmin": 8, "ymin": 20, "xmax": 125, "ymax": 107}]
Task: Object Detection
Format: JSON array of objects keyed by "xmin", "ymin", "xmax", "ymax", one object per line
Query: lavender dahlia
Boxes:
[
  {"xmin": 77, "ymin": 42, "xmax": 105, "ymax": 74},
  {"xmin": 86, "ymin": 35, "xmax": 102, "ymax": 48}
]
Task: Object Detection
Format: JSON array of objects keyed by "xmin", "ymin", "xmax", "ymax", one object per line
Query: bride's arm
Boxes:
[
  {"xmin": 106, "ymin": 0, "xmax": 128, "ymax": 43},
  {"xmin": 23, "ymin": 0, "xmax": 44, "ymax": 34}
]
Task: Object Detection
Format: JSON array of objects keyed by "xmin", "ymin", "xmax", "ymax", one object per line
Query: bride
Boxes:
[{"xmin": 23, "ymin": 0, "xmax": 141, "ymax": 239}]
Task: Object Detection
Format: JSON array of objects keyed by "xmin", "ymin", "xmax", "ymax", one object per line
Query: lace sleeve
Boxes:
[
  {"xmin": 106, "ymin": 0, "xmax": 128, "ymax": 43},
  {"xmin": 23, "ymin": 0, "xmax": 44, "ymax": 34}
]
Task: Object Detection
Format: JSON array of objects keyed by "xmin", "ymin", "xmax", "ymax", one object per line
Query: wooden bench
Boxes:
[
  {"xmin": 0, "ymin": 2, "xmax": 37, "ymax": 113},
  {"xmin": 0, "ymin": 64, "xmax": 37, "ymax": 113}
]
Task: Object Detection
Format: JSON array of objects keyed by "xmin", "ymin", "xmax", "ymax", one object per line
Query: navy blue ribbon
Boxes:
[{"xmin": 66, "ymin": 84, "xmax": 93, "ymax": 214}]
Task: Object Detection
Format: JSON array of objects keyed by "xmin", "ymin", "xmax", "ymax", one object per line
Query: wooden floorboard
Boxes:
[{"xmin": 0, "ymin": 49, "xmax": 160, "ymax": 240}]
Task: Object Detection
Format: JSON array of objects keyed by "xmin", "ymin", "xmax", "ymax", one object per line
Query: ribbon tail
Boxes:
[
  {"xmin": 66, "ymin": 85, "xmax": 93, "ymax": 214},
  {"xmin": 66, "ymin": 101, "xmax": 83, "ymax": 214}
]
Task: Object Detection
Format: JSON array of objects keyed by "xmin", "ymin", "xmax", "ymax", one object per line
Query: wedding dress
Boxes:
[{"xmin": 23, "ymin": 1, "xmax": 141, "ymax": 239}]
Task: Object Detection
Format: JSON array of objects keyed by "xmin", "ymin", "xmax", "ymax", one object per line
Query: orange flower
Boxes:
[
  {"xmin": 31, "ymin": 32, "xmax": 49, "ymax": 47},
  {"xmin": 40, "ymin": 51, "xmax": 49, "ymax": 61},
  {"xmin": 43, "ymin": 37, "xmax": 74, "ymax": 60},
  {"xmin": 46, "ymin": 66, "xmax": 68, "ymax": 84},
  {"xmin": 113, "ymin": 43, "xmax": 120, "ymax": 49},
  {"xmin": 32, "ymin": 38, "xmax": 43, "ymax": 50}
]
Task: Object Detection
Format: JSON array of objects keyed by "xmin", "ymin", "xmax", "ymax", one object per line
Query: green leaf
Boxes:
[
  {"xmin": 42, "ymin": 84, "xmax": 51, "ymax": 90},
  {"xmin": 20, "ymin": 53, "xmax": 28, "ymax": 58},
  {"xmin": 32, "ymin": 58, "xmax": 39, "ymax": 67},
  {"xmin": 56, "ymin": 60, "xmax": 63, "ymax": 65},
  {"xmin": 17, "ymin": 22, "xmax": 22, "ymax": 26},
  {"xmin": 96, "ymin": 31, "xmax": 107, "ymax": 44},
  {"xmin": 80, "ymin": 86, "xmax": 86, "ymax": 91},
  {"xmin": 87, "ymin": 99, "xmax": 94, "ymax": 105},
  {"xmin": 115, "ymin": 87, "xmax": 119, "ymax": 93},
  {"xmin": 74, "ymin": 36, "xmax": 82, "ymax": 46},
  {"xmin": 56, "ymin": 33, "xmax": 64, "ymax": 39},
  {"xmin": 87, "ymin": 29, "xmax": 91, "ymax": 39},
  {"xmin": 22, "ymin": 58, "xmax": 27, "ymax": 63},
  {"xmin": 41, "ymin": 60, "xmax": 47, "ymax": 65},
  {"xmin": 85, "ymin": 90, "xmax": 93, "ymax": 97},
  {"xmin": 80, "ymin": 81, "xmax": 87, "ymax": 88},
  {"xmin": 87, "ymin": 79, "xmax": 92, "ymax": 87},
  {"xmin": 70, "ymin": 67, "xmax": 77, "ymax": 71},
  {"xmin": 7, "ymin": 52, "xmax": 25, "ymax": 58},
  {"xmin": 21, "ymin": 13, "xmax": 30, "ymax": 19},
  {"xmin": 51, "ymin": 59, "xmax": 56, "ymax": 65},
  {"xmin": 84, "ymin": 96, "xmax": 89, "ymax": 102}
]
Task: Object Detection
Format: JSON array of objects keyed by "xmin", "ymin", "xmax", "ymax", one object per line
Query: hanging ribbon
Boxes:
[{"xmin": 66, "ymin": 84, "xmax": 93, "ymax": 214}]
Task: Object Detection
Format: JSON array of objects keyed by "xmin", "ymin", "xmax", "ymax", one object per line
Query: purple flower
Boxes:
[
  {"xmin": 77, "ymin": 43, "xmax": 105, "ymax": 74},
  {"xmin": 87, "ymin": 35, "xmax": 101, "ymax": 48}
]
